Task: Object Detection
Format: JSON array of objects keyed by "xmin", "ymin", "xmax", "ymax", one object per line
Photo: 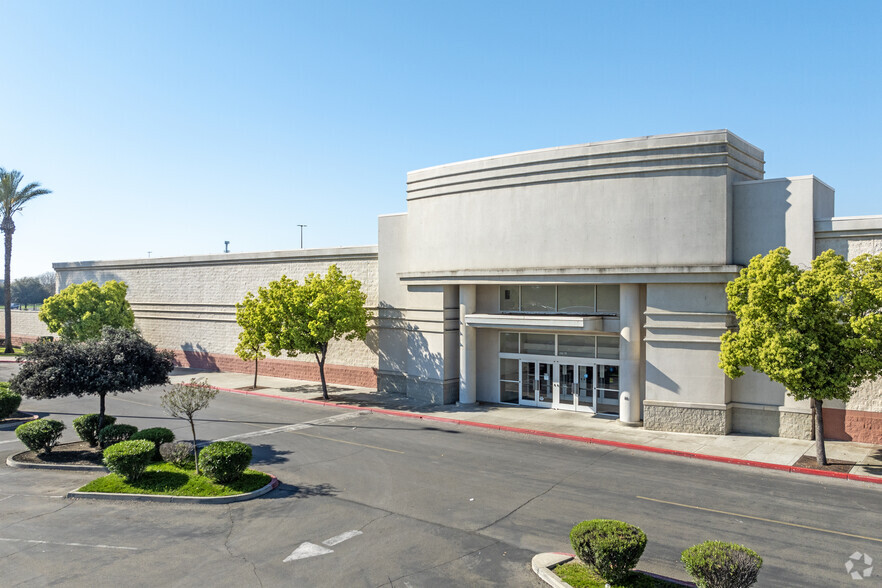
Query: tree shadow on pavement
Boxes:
[
  {"xmin": 249, "ymin": 443, "xmax": 294, "ymax": 466},
  {"xmin": 264, "ymin": 482, "xmax": 339, "ymax": 500},
  {"xmin": 864, "ymin": 448, "xmax": 882, "ymax": 476}
]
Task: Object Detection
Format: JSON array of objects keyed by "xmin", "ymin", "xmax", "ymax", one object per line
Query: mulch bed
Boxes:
[
  {"xmin": 12, "ymin": 441, "xmax": 104, "ymax": 467},
  {"xmin": 794, "ymin": 455, "xmax": 856, "ymax": 473}
]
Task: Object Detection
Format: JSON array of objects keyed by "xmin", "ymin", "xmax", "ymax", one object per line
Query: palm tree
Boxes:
[{"xmin": 0, "ymin": 169, "xmax": 51, "ymax": 353}]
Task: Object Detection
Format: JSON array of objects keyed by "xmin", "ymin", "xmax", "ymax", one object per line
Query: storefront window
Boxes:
[
  {"xmin": 557, "ymin": 285, "xmax": 596, "ymax": 314},
  {"xmin": 499, "ymin": 358, "xmax": 519, "ymax": 381},
  {"xmin": 596, "ymin": 285, "xmax": 620, "ymax": 313},
  {"xmin": 520, "ymin": 333, "xmax": 555, "ymax": 355},
  {"xmin": 521, "ymin": 285, "xmax": 556, "ymax": 312},
  {"xmin": 500, "ymin": 286, "xmax": 519, "ymax": 312},
  {"xmin": 557, "ymin": 334, "xmax": 595, "ymax": 358},
  {"xmin": 500, "ymin": 332, "xmax": 519, "ymax": 353},
  {"xmin": 498, "ymin": 284, "xmax": 620, "ymax": 314},
  {"xmin": 596, "ymin": 336, "xmax": 619, "ymax": 359}
]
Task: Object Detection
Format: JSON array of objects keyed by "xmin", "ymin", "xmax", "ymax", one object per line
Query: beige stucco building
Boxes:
[{"xmin": 8, "ymin": 131, "xmax": 881, "ymax": 443}]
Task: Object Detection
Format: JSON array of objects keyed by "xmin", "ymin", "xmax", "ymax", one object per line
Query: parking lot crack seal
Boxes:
[
  {"xmin": 223, "ymin": 505, "xmax": 264, "ymax": 588},
  {"xmin": 377, "ymin": 539, "xmax": 501, "ymax": 588},
  {"xmin": 475, "ymin": 447, "xmax": 615, "ymax": 533},
  {"xmin": 0, "ymin": 501, "xmax": 73, "ymax": 530}
]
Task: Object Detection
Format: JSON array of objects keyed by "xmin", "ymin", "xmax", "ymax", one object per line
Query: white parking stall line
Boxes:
[
  {"xmin": 0, "ymin": 537, "xmax": 138, "ymax": 550},
  {"xmin": 211, "ymin": 411, "xmax": 364, "ymax": 443}
]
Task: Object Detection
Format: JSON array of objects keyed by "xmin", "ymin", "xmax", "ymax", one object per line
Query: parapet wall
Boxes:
[{"xmin": 50, "ymin": 247, "xmax": 380, "ymax": 388}]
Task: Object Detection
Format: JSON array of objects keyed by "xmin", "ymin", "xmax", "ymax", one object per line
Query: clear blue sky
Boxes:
[{"xmin": 2, "ymin": 1, "xmax": 880, "ymax": 279}]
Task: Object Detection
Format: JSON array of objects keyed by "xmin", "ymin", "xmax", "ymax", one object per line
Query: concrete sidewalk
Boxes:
[{"xmin": 169, "ymin": 369, "xmax": 882, "ymax": 483}]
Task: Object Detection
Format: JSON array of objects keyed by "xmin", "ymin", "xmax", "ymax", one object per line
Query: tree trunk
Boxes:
[
  {"xmin": 316, "ymin": 344, "xmax": 329, "ymax": 400},
  {"xmin": 3, "ymin": 223, "xmax": 13, "ymax": 354},
  {"xmin": 98, "ymin": 393, "xmax": 106, "ymax": 430},
  {"xmin": 190, "ymin": 418, "xmax": 199, "ymax": 474},
  {"xmin": 254, "ymin": 357, "xmax": 259, "ymax": 389},
  {"xmin": 815, "ymin": 398, "xmax": 828, "ymax": 466}
]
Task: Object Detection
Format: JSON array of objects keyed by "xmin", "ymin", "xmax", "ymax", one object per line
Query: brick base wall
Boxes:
[
  {"xmin": 171, "ymin": 350, "xmax": 378, "ymax": 389},
  {"xmin": 4, "ymin": 335, "xmax": 47, "ymax": 346},
  {"xmin": 823, "ymin": 407, "xmax": 882, "ymax": 444}
]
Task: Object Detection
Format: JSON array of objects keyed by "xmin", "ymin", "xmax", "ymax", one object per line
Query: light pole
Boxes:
[{"xmin": 297, "ymin": 225, "xmax": 307, "ymax": 249}]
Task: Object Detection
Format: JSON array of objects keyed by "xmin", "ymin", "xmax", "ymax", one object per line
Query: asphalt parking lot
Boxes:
[{"xmin": 1, "ymin": 364, "xmax": 880, "ymax": 587}]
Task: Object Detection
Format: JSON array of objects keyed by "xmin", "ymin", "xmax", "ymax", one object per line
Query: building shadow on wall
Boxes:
[
  {"xmin": 180, "ymin": 342, "xmax": 219, "ymax": 372},
  {"xmin": 367, "ymin": 302, "xmax": 482, "ymax": 411}
]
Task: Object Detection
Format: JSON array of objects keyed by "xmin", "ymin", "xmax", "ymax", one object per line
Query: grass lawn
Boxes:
[
  {"xmin": 78, "ymin": 462, "xmax": 271, "ymax": 497},
  {"xmin": 555, "ymin": 562, "xmax": 685, "ymax": 588},
  {"xmin": 0, "ymin": 347, "xmax": 26, "ymax": 356}
]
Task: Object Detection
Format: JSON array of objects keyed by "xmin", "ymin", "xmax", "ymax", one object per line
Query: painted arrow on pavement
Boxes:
[{"xmin": 283, "ymin": 530, "xmax": 363, "ymax": 562}]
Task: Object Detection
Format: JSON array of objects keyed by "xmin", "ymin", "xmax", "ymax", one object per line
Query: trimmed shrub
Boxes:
[
  {"xmin": 16, "ymin": 419, "xmax": 65, "ymax": 454},
  {"xmin": 199, "ymin": 441, "xmax": 253, "ymax": 483},
  {"xmin": 73, "ymin": 414, "xmax": 117, "ymax": 446},
  {"xmin": 98, "ymin": 423, "xmax": 138, "ymax": 448},
  {"xmin": 130, "ymin": 427, "xmax": 175, "ymax": 460},
  {"xmin": 159, "ymin": 441, "xmax": 195, "ymax": 466},
  {"xmin": 103, "ymin": 439, "xmax": 155, "ymax": 481},
  {"xmin": 681, "ymin": 541, "xmax": 762, "ymax": 588},
  {"xmin": 569, "ymin": 519, "xmax": 647, "ymax": 584},
  {"xmin": 0, "ymin": 383, "xmax": 22, "ymax": 419}
]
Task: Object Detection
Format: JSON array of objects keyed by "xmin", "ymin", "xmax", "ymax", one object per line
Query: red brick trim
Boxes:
[
  {"xmin": 822, "ymin": 407, "xmax": 882, "ymax": 444},
  {"xmin": 170, "ymin": 350, "xmax": 377, "ymax": 389},
  {"xmin": 5, "ymin": 335, "xmax": 46, "ymax": 346}
]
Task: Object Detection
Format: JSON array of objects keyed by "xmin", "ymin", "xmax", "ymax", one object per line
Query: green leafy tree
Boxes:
[
  {"xmin": 38, "ymin": 271, "xmax": 55, "ymax": 296},
  {"xmin": 12, "ymin": 276, "xmax": 53, "ymax": 309},
  {"xmin": 261, "ymin": 264, "xmax": 371, "ymax": 400},
  {"xmin": 160, "ymin": 378, "xmax": 218, "ymax": 474},
  {"xmin": 0, "ymin": 169, "xmax": 51, "ymax": 353},
  {"xmin": 719, "ymin": 247, "xmax": 882, "ymax": 465},
  {"xmin": 235, "ymin": 292, "xmax": 269, "ymax": 388},
  {"xmin": 39, "ymin": 280, "xmax": 135, "ymax": 341},
  {"xmin": 10, "ymin": 327, "xmax": 174, "ymax": 430}
]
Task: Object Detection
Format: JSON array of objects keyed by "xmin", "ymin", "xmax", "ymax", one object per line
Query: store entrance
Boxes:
[{"xmin": 514, "ymin": 357, "xmax": 619, "ymax": 415}]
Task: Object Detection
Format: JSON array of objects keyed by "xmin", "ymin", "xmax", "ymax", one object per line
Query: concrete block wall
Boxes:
[
  {"xmin": 813, "ymin": 216, "xmax": 882, "ymax": 443},
  {"xmin": 52, "ymin": 247, "xmax": 380, "ymax": 388},
  {"xmin": 0, "ymin": 310, "xmax": 53, "ymax": 345}
]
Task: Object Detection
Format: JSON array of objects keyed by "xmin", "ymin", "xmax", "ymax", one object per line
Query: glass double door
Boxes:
[{"xmin": 519, "ymin": 358, "xmax": 617, "ymax": 414}]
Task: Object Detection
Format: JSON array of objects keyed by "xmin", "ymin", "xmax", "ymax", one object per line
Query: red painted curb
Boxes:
[{"xmin": 210, "ymin": 384, "xmax": 882, "ymax": 486}]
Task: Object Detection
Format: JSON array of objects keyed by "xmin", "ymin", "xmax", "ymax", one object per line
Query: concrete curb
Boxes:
[
  {"xmin": 6, "ymin": 453, "xmax": 108, "ymax": 472},
  {"xmin": 214, "ymin": 385, "xmax": 882, "ymax": 486},
  {"xmin": 531, "ymin": 553, "xmax": 574, "ymax": 588},
  {"xmin": 67, "ymin": 475, "xmax": 279, "ymax": 504},
  {"xmin": 532, "ymin": 552, "xmax": 695, "ymax": 587},
  {"xmin": 0, "ymin": 414, "xmax": 38, "ymax": 430}
]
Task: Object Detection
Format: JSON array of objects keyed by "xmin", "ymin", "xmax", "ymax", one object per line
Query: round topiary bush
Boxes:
[
  {"xmin": 199, "ymin": 441, "xmax": 253, "ymax": 483},
  {"xmin": 97, "ymin": 423, "xmax": 138, "ymax": 448},
  {"xmin": 130, "ymin": 427, "xmax": 175, "ymax": 460},
  {"xmin": 159, "ymin": 441, "xmax": 195, "ymax": 466},
  {"xmin": 103, "ymin": 439, "xmax": 155, "ymax": 481},
  {"xmin": 0, "ymin": 384, "xmax": 22, "ymax": 419},
  {"xmin": 16, "ymin": 419, "xmax": 65, "ymax": 454},
  {"xmin": 569, "ymin": 519, "xmax": 647, "ymax": 584},
  {"xmin": 681, "ymin": 541, "xmax": 762, "ymax": 588},
  {"xmin": 73, "ymin": 414, "xmax": 117, "ymax": 446}
]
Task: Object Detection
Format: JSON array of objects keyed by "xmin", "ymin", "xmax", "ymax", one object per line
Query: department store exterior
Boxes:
[{"xmin": 13, "ymin": 131, "xmax": 877, "ymax": 443}]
